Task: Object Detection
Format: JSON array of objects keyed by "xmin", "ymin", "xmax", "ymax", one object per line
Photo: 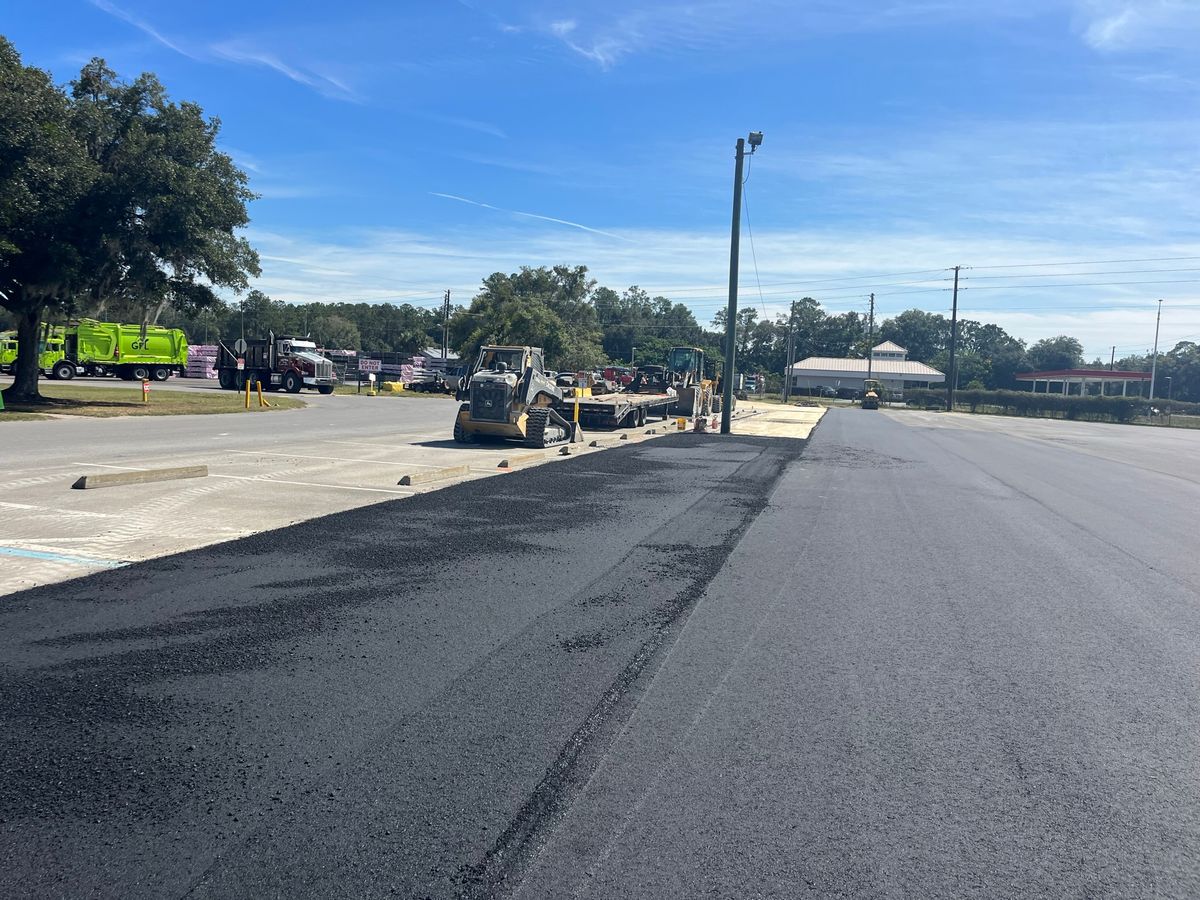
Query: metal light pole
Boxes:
[
  {"xmin": 721, "ymin": 131, "xmax": 762, "ymax": 434},
  {"xmin": 631, "ymin": 346, "xmax": 637, "ymax": 368}
]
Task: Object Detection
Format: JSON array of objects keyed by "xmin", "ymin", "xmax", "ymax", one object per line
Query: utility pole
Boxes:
[
  {"xmin": 947, "ymin": 266, "xmax": 960, "ymax": 411},
  {"xmin": 441, "ymin": 289, "xmax": 450, "ymax": 360},
  {"xmin": 1109, "ymin": 346, "xmax": 1116, "ymax": 371},
  {"xmin": 721, "ymin": 131, "xmax": 762, "ymax": 434},
  {"xmin": 721, "ymin": 138, "xmax": 748, "ymax": 434},
  {"xmin": 1149, "ymin": 298, "xmax": 1163, "ymax": 399},
  {"xmin": 866, "ymin": 293, "xmax": 875, "ymax": 382},
  {"xmin": 782, "ymin": 300, "xmax": 796, "ymax": 403}
]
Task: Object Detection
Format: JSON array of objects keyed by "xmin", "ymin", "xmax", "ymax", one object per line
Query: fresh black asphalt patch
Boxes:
[{"xmin": 0, "ymin": 432, "xmax": 807, "ymax": 899}]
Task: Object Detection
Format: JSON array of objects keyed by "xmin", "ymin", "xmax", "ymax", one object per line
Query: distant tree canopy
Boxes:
[
  {"xmin": 0, "ymin": 38, "xmax": 258, "ymax": 402},
  {"xmin": 1026, "ymin": 335, "xmax": 1084, "ymax": 372}
]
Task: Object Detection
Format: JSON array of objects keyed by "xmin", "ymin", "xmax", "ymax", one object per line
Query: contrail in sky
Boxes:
[{"xmin": 430, "ymin": 192, "xmax": 629, "ymax": 240}]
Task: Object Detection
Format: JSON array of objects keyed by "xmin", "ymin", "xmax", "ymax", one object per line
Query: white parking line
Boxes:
[
  {"xmin": 321, "ymin": 439, "xmax": 403, "ymax": 449},
  {"xmin": 209, "ymin": 474, "xmax": 415, "ymax": 495},
  {"xmin": 0, "ymin": 501, "xmax": 119, "ymax": 519},
  {"xmin": 225, "ymin": 449, "xmax": 447, "ymax": 468}
]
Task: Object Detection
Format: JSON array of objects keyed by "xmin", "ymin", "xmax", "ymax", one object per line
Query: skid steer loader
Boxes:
[
  {"xmin": 453, "ymin": 345, "xmax": 579, "ymax": 447},
  {"xmin": 664, "ymin": 346, "xmax": 723, "ymax": 417}
]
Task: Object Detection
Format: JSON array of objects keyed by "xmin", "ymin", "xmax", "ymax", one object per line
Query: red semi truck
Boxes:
[{"xmin": 214, "ymin": 335, "xmax": 336, "ymax": 393}]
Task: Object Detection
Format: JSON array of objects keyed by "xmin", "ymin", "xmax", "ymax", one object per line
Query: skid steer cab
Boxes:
[{"xmin": 453, "ymin": 345, "xmax": 580, "ymax": 448}]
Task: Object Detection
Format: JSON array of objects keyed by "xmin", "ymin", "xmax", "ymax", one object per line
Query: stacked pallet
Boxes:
[{"xmin": 185, "ymin": 344, "xmax": 218, "ymax": 378}]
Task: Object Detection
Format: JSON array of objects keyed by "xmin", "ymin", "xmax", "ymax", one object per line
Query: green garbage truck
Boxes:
[
  {"xmin": 48, "ymin": 319, "xmax": 189, "ymax": 381},
  {"xmin": 0, "ymin": 326, "xmax": 67, "ymax": 375}
]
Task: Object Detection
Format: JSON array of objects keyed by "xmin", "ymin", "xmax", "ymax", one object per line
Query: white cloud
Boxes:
[
  {"xmin": 209, "ymin": 41, "xmax": 359, "ymax": 102},
  {"xmin": 88, "ymin": 0, "xmax": 360, "ymax": 102},
  {"xmin": 1075, "ymin": 0, "xmax": 1200, "ymax": 51},
  {"xmin": 421, "ymin": 114, "xmax": 508, "ymax": 140},
  {"xmin": 87, "ymin": 0, "xmax": 202, "ymax": 60},
  {"xmin": 532, "ymin": 1, "xmax": 1048, "ymax": 69},
  {"xmin": 429, "ymin": 193, "xmax": 630, "ymax": 240}
]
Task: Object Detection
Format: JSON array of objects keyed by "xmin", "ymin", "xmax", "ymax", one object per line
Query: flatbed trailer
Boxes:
[{"xmin": 554, "ymin": 390, "xmax": 676, "ymax": 429}]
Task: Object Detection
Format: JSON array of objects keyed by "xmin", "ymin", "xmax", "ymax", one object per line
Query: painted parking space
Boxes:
[{"xmin": 0, "ymin": 420, "xmax": 674, "ymax": 594}]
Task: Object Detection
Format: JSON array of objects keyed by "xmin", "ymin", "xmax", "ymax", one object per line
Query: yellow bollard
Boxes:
[
  {"xmin": 244, "ymin": 376, "xmax": 251, "ymax": 410},
  {"xmin": 676, "ymin": 417, "xmax": 687, "ymax": 430},
  {"xmin": 256, "ymin": 381, "xmax": 272, "ymax": 408}
]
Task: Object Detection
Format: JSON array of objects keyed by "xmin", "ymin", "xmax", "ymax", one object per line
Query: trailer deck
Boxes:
[{"xmin": 554, "ymin": 390, "xmax": 675, "ymax": 428}]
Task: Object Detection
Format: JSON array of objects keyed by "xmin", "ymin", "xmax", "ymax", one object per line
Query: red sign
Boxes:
[
  {"xmin": 141, "ymin": 381, "xmax": 150, "ymax": 394},
  {"xmin": 236, "ymin": 357, "xmax": 245, "ymax": 371}
]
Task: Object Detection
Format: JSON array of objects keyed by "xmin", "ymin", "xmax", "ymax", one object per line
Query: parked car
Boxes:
[{"xmin": 443, "ymin": 365, "xmax": 467, "ymax": 392}]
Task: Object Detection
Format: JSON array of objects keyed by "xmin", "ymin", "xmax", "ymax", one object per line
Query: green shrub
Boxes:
[{"xmin": 903, "ymin": 388, "xmax": 1158, "ymax": 423}]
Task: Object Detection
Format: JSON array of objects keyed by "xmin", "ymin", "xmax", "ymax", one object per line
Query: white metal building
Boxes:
[{"xmin": 789, "ymin": 341, "xmax": 945, "ymax": 395}]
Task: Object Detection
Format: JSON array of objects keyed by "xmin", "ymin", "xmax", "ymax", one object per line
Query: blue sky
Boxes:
[{"xmin": 8, "ymin": 0, "xmax": 1200, "ymax": 358}]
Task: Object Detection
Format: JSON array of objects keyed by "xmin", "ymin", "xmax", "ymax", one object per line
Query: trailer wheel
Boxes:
[
  {"xmin": 317, "ymin": 385, "xmax": 334, "ymax": 395},
  {"xmin": 637, "ymin": 408, "xmax": 647, "ymax": 427},
  {"xmin": 132, "ymin": 365, "xmax": 150, "ymax": 381},
  {"xmin": 218, "ymin": 369, "xmax": 235, "ymax": 390},
  {"xmin": 283, "ymin": 372, "xmax": 302, "ymax": 393},
  {"xmin": 151, "ymin": 366, "xmax": 170, "ymax": 382}
]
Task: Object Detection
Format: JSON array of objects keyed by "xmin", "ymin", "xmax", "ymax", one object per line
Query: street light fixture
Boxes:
[{"xmin": 721, "ymin": 130, "xmax": 763, "ymax": 434}]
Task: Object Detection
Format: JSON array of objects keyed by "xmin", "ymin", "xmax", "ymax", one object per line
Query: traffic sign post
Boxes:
[
  {"xmin": 142, "ymin": 380, "xmax": 150, "ymax": 404},
  {"xmin": 358, "ymin": 358, "xmax": 381, "ymax": 394}
]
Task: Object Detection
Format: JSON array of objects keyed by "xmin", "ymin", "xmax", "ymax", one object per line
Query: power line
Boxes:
[
  {"xmin": 971, "ymin": 254, "xmax": 1200, "ymax": 270},
  {"xmin": 741, "ymin": 185, "xmax": 767, "ymax": 319},
  {"xmin": 965, "ymin": 266, "xmax": 1200, "ymax": 280},
  {"xmin": 959, "ymin": 278, "xmax": 1200, "ymax": 291},
  {"xmin": 961, "ymin": 303, "xmax": 1200, "ymax": 311},
  {"xmin": 646, "ymin": 267, "xmax": 951, "ymax": 295}
]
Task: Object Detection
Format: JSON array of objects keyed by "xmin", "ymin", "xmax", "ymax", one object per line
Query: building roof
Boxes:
[
  {"xmin": 1016, "ymin": 368, "xmax": 1151, "ymax": 381},
  {"xmin": 791, "ymin": 356, "xmax": 944, "ymax": 379},
  {"xmin": 421, "ymin": 347, "xmax": 460, "ymax": 360},
  {"xmin": 871, "ymin": 341, "xmax": 907, "ymax": 353}
]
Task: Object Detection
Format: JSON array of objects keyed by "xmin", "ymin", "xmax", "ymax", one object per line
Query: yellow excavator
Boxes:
[{"xmin": 453, "ymin": 345, "xmax": 579, "ymax": 447}]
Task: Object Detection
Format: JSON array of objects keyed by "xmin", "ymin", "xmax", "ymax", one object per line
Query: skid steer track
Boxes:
[{"xmin": 524, "ymin": 407, "xmax": 569, "ymax": 448}]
